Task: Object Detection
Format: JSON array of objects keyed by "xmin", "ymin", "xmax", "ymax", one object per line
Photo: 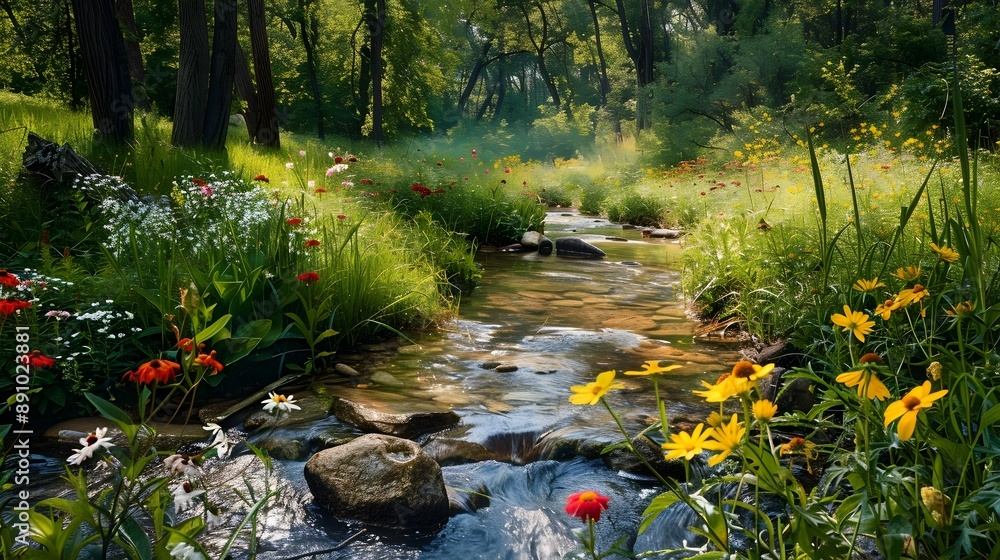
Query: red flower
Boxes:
[
  {"xmin": 298, "ymin": 272, "xmax": 320, "ymax": 284},
  {"xmin": 27, "ymin": 350, "xmax": 55, "ymax": 369},
  {"xmin": 504, "ymin": 168, "xmax": 511, "ymax": 173},
  {"xmin": 195, "ymin": 350, "xmax": 224, "ymax": 374},
  {"xmin": 522, "ymin": 181, "xmax": 527, "ymax": 186},
  {"xmin": 412, "ymin": 184, "xmax": 432, "ymax": 198},
  {"xmin": 337, "ymin": 214, "xmax": 347, "ymax": 220},
  {"xmin": 254, "ymin": 174, "xmax": 270, "ymax": 183},
  {"xmin": 287, "ymin": 218, "xmax": 303, "ymax": 226},
  {"xmin": 431, "ymin": 189, "xmax": 445, "ymax": 194},
  {"xmin": 348, "ymin": 156, "xmax": 358, "ymax": 162},
  {"xmin": 334, "ymin": 156, "xmax": 344, "ymax": 164},
  {"xmin": 0, "ymin": 269, "xmax": 20, "ymax": 289},
  {"xmin": 565, "ymin": 491, "xmax": 610, "ymax": 523},
  {"xmin": 191, "ymin": 178, "xmax": 207, "ymax": 187},
  {"xmin": 315, "ymin": 187, "xmax": 328, "ymax": 194},
  {"xmin": 0, "ymin": 298, "xmax": 31, "ymax": 316},
  {"xmin": 305, "ymin": 239, "xmax": 321, "ymax": 248},
  {"xmin": 360, "ymin": 178, "xmax": 374, "ymax": 185},
  {"xmin": 700, "ymin": 191, "xmax": 706, "ymax": 196},
  {"xmin": 124, "ymin": 359, "xmax": 181, "ymax": 385}
]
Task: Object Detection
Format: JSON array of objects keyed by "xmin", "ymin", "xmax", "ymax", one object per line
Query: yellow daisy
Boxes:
[
  {"xmin": 895, "ymin": 284, "xmax": 929, "ymax": 307},
  {"xmin": 661, "ymin": 423, "xmax": 712, "ymax": 461},
  {"xmin": 752, "ymin": 399, "xmax": 778, "ymax": 421},
  {"xmin": 703, "ymin": 414, "xmax": 745, "ymax": 467},
  {"xmin": 831, "ymin": 305, "xmax": 876, "ymax": 342},
  {"xmin": 883, "ymin": 381, "xmax": 948, "ymax": 440},
  {"xmin": 930, "ymin": 243, "xmax": 959, "ymax": 263},
  {"xmin": 852, "ymin": 278, "xmax": 885, "ymax": 292},
  {"xmin": 891, "ymin": 266, "xmax": 922, "ymax": 282},
  {"xmin": 874, "ymin": 298, "xmax": 901, "ymax": 320},
  {"xmin": 569, "ymin": 370, "xmax": 624, "ymax": 405},
  {"xmin": 623, "ymin": 360, "xmax": 682, "ymax": 376}
]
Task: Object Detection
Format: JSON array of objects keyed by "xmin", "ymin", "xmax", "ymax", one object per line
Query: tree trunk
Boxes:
[
  {"xmin": 458, "ymin": 39, "xmax": 493, "ymax": 116},
  {"xmin": 588, "ymin": 0, "xmax": 610, "ymax": 106},
  {"xmin": 247, "ymin": 0, "xmax": 280, "ymax": 147},
  {"xmin": 234, "ymin": 44, "xmax": 261, "ymax": 141},
  {"xmin": 367, "ymin": 0, "xmax": 385, "ymax": 146},
  {"xmin": 492, "ymin": 65, "xmax": 506, "ymax": 122},
  {"xmin": 115, "ymin": 0, "xmax": 148, "ymax": 110},
  {"xmin": 202, "ymin": 0, "xmax": 238, "ymax": 150},
  {"xmin": 65, "ymin": 2, "xmax": 83, "ymax": 110},
  {"xmin": 172, "ymin": 0, "xmax": 210, "ymax": 147},
  {"xmin": 301, "ymin": 12, "xmax": 325, "ymax": 139},
  {"xmin": 70, "ymin": 0, "xmax": 134, "ymax": 142}
]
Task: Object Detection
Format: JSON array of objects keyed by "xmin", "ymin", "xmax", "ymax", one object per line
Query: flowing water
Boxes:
[{"xmin": 12, "ymin": 211, "xmax": 740, "ymax": 559}]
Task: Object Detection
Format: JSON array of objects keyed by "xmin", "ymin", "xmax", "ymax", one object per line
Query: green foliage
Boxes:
[{"xmin": 604, "ymin": 191, "xmax": 665, "ymax": 227}]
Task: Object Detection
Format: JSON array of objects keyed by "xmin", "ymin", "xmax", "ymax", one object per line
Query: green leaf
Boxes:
[
  {"xmin": 116, "ymin": 515, "xmax": 153, "ymax": 560},
  {"xmin": 193, "ymin": 314, "xmax": 232, "ymax": 343},
  {"xmin": 639, "ymin": 491, "xmax": 680, "ymax": 534},
  {"xmin": 85, "ymin": 393, "xmax": 138, "ymax": 441}
]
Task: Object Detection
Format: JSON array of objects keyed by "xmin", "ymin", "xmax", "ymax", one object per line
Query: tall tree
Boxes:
[
  {"xmin": 202, "ymin": 0, "xmax": 238, "ymax": 150},
  {"xmin": 247, "ymin": 0, "xmax": 280, "ymax": 147},
  {"xmin": 115, "ymin": 0, "xmax": 148, "ymax": 110},
  {"xmin": 365, "ymin": 0, "xmax": 386, "ymax": 146},
  {"xmin": 172, "ymin": 0, "xmax": 210, "ymax": 147},
  {"xmin": 292, "ymin": 0, "xmax": 325, "ymax": 139},
  {"xmin": 70, "ymin": 0, "xmax": 134, "ymax": 142}
]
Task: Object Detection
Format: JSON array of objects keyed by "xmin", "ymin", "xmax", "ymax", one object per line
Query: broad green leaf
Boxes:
[{"xmin": 639, "ymin": 491, "xmax": 680, "ymax": 534}]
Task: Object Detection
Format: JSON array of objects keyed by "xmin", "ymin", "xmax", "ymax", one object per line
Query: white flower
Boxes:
[
  {"xmin": 203, "ymin": 423, "xmax": 231, "ymax": 458},
  {"xmin": 307, "ymin": 180, "xmax": 315, "ymax": 188},
  {"xmin": 66, "ymin": 427, "xmax": 113, "ymax": 465},
  {"xmin": 172, "ymin": 481, "xmax": 205, "ymax": 512},
  {"xmin": 169, "ymin": 542, "xmax": 206, "ymax": 560},
  {"xmin": 206, "ymin": 508, "xmax": 222, "ymax": 529},
  {"xmin": 261, "ymin": 392, "xmax": 301, "ymax": 415},
  {"xmin": 285, "ymin": 162, "xmax": 294, "ymax": 169},
  {"xmin": 164, "ymin": 454, "xmax": 203, "ymax": 477}
]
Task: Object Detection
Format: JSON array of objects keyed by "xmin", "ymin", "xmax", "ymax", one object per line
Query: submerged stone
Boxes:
[{"xmin": 554, "ymin": 237, "xmax": 606, "ymax": 259}]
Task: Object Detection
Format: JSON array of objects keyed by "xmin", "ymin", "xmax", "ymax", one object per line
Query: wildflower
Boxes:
[
  {"xmin": 836, "ymin": 353, "xmax": 891, "ymax": 400},
  {"xmin": 0, "ymin": 297, "xmax": 31, "ymax": 316},
  {"xmin": 411, "ymin": 183, "xmax": 432, "ymax": 198},
  {"xmin": 67, "ymin": 427, "xmax": 113, "ymax": 465},
  {"xmin": 568, "ymin": 370, "xmax": 624, "ymax": 405},
  {"xmin": 926, "ymin": 361, "xmax": 943, "ymax": 381},
  {"xmin": 565, "ymin": 491, "xmax": 610, "ymax": 523},
  {"xmin": 124, "ymin": 359, "xmax": 182, "ymax": 385},
  {"xmin": 703, "ymin": 414, "xmax": 745, "ymax": 466},
  {"xmin": 45, "ymin": 310, "xmax": 71, "ymax": 320},
  {"xmin": 779, "ymin": 437, "xmax": 818, "ymax": 473},
  {"xmin": 253, "ymin": 174, "xmax": 269, "ymax": 183},
  {"xmin": 706, "ymin": 411, "xmax": 723, "ymax": 427},
  {"xmin": 623, "ymin": 360, "xmax": 682, "ymax": 376},
  {"xmin": 206, "ymin": 507, "xmax": 222, "ymax": 529},
  {"xmin": 884, "ymin": 381, "xmax": 948, "ymax": 440},
  {"xmin": 360, "ymin": 178, "xmax": 374, "ymax": 185},
  {"xmin": 307, "ymin": 180, "xmax": 315, "ymax": 188},
  {"xmin": 27, "ymin": 350, "xmax": 56, "ymax": 368},
  {"xmin": 341, "ymin": 181, "xmax": 354, "ymax": 188},
  {"xmin": 305, "ymin": 239, "xmax": 321, "ymax": 248},
  {"xmin": 348, "ymin": 156, "xmax": 357, "ymax": 162},
  {"xmin": 203, "ymin": 423, "xmax": 231, "ymax": 458},
  {"xmin": 191, "ymin": 178, "xmax": 207, "ymax": 187},
  {"xmin": 194, "ymin": 350, "xmax": 224, "ymax": 374},
  {"xmin": 297, "ymin": 272, "xmax": 320, "ymax": 284},
  {"xmin": 895, "ymin": 284, "xmax": 929, "ymax": 306},
  {"xmin": 172, "ymin": 480, "xmax": 205, "ymax": 512},
  {"xmin": 262, "ymin": 392, "xmax": 301, "ymax": 415},
  {"xmin": 285, "ymin": 162, "xmax": 294, "ymax": 170},
  {"xmin": 286, "ymin": 217, "xmax": 303, "ymax": 226},
  {"xmin": 930, "ymin": 243, "xmax": 959, "ymax": 263},
  {"xmin": 0, "ymin": 269, "xmax": 20, "ymax": 288},
  {"xmin": 946, "ymin": 301, "xmax": 975, "ymax": 317},
  {"xmin": 315, "ymin": 187, "xmax": 328, "ymax": 194},
  {"xmin": 299, "ymin": 150, "xmax": 307, "ymax": 156},
  {"xmin": 875, "ymin": 298, "xmax": 901, "ymax": 320},
  {"xmin": 169, "ymin": 542, "xmax": 206, "ymax": 560},
  {"xmin": 337, "ymin": 214, "xmax": 347, "ymax": 220},
  {"xmin": 831, "ymin": 305, "xmax": 875, "ymax": 342},
  {"xmin": 753, "ymin": 399, "xmax": 778, "ymax": 421},
  {"xmin": 177, "ymin": 338, "xmax": 196, "ymax": 352},
  {"xmin": 892, "ymin": 266, "xmax": 922, "ymax": 282},
  {"xmin": 920, "ymin": 486, "xmax": 952, "ymax": 526},
  {"xmin": 852, "ymin": 278, "xmax": 884, "ymax": 292},
  {"xmin": 662, "ymin": 423, "xmax": 712, "ymax": 461},
  {"xmin": 164, "ymin": 454, "xmax": 203, "ymax": 477}
]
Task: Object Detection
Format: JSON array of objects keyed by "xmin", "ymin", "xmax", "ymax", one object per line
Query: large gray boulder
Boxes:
[
  {"xmin": 555, "ymin": 237, "xmax": 606, "ymax": 259},
  {"xmin": 304, "ymin": 434, "xmax": 450, "ymax": 530},
  {"xmin": 332, "ymin": 397, "xmax": 460, "ymax": 439},
  {"xmin": 520, "ymin": 231, "xmax": 545, "ymax": 248}
]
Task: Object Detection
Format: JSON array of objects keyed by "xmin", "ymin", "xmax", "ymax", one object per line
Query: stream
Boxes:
[{"xmin": 13, "ymin": 211, "xmax": 740, "ymax": 559}]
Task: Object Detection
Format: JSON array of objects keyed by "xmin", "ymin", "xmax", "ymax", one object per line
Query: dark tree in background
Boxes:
[
  {"xmin": 202, "ymin": 0, "xmax": 238, "ymax": 150},
  {"xmin": 365, "ymin": 0, "xmax": 386, "ymax": 146},
  {"xmin": 172, "ymin": 0, "xmax": 209, "ymax": 147},
  {"xmin": 248, "ymin": 0, "xmax": 280, "ymax": 147},
  {"xmin": 70, "ymin": 0, "xmax": 134, "ymax": 142}
]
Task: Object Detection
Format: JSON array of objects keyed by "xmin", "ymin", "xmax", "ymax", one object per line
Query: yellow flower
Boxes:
[
  {"xmin": 730, "ymin": 359, "xmax": 776, "ymax": 382},
  {"xmin": 693, "ymin": 360, "xmax": 771, "ymax": 403},
  {"xmin": 831, "ymin": 305, "xmax": 876, "ymax": 342},
  {"xmin": 892, "ymin": 265, "xmax": 922, "ymax": 282},
  {"xmin": 703, "ymin": 414, "xmax": 745, "ymax": 467},
  {"xmin": 661, "ymin": 423, "xmax": 712, "ymax": 461},
  {"xmin": 945, "ymin": 300, "xmax": 975, "ymax": 317},
  {"xmin": 623, "ymin": 360, "xmax": 682, "ymax": 376},
  {"xmin": 920, "ymin": 486, "xmax": 952, "ymax": 526},
  {"xmin": 930, "ymin": 243, "xmax": 959, "ymax": 263},
  {"xmin": 779, "ymin": 437, "xmax": 817, "ymax": 473},
  {"xmin": 883, "ymin": 381, "xmax": 948, "ymax": 440},
  {"xmin": 706, "ymin": 411, "xmax": 723, "ymax": 428},
  {"xmin": 835, "ymin": 369, "xmax": 890, "ymax": 400},
  {"xmin": 895, "ymin": 284, "xmax": 929, "ymax": 306},
  {"xmin": 752, "ymin": 399, "xmax": 778, "ymax": 421},
  {"xmin": 569, "ymin": 370, "xmax": 624, "ymax": 405},
  {"xmin": 874, "ymin": 298, "xmax": 901, "ymax": 320},
  {"xmin": 852, "ymin": 278, "xmax": 885, "ymax": 292},
  {"xmin": 926, "ymin": 361, "xmax": 943, "ymax": 381}
]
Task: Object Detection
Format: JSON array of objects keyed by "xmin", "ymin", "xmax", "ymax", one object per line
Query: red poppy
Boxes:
[
  {"xmin": 334, "ymin": 156, "xmax": 344, "ymax": 164},
  {"xmin": 287, "ymin": 218, "xmax": 303, "ymax": 226},
  {"xmin": 348, "ymin": 157, "xmax": 358, "ymax": 162},
  {"xmin": 305, "ymin": 239, "xmax": 321, "ymax": 248},
  {"xmin": 254, "ymin": 174, "xmax": 270, "ymax": 183},
  {"xmin": 297, "ymin": 272, "xmax": 320, "ymax": 284},
  {"xmin": 412, "ymin": 184, "xmax": 432, "ymax": 198},
  {"xmin": 337, "ymin": 214, "xmax": 347, "ymax": 220},
  {"xmin": 565, "ymin": 491, "xmax": 610, "ymax": 523},
  {"xmin": 124, "ymin": 359, "xmax": 181, "ymax": 385},
  {"xmin": 191, "ymin": 178, "xmax": 207, "ymax": 187},
  {"xmin": 195, "ymin": 350, "xmax": 224, "ymax": 374},
  {"xmin": 0, "ymin": 269, "xmax": 20, "ymax": 289},
  {"xmin": 0, "ymin": 298, "xmax": 31, "ymax": 316},
  {"xmin": 27, "ymin": 350, "xmax": 56, "ymax": 369},
  {"xmin": 315, "ymin": 188, "xmax": 328, "ymax": 194}
]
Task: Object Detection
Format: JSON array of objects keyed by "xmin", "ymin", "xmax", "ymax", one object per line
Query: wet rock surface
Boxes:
[
  {"xmin": 332, "ymin": 396, "xmax": 460, "ymax": 439},
  {"xmin": 554, "ymin": 236, "xmax": 606, "ymax": 259}
]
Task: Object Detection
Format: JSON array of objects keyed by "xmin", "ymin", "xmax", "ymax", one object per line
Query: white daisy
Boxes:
[
  {"xmin": 203, "ymin": 423, "xmax": 231, "ymax": 458},
  {"xmin": 169, "ymin": 542, "xmax": 205, "ymax": 560},
  {"xmin": 164, "ymin": 454, "xmax": 203, "ymax": 477},
  {"xmin": 261, "ymin": 392, "xmax": 301, "ymax": 415},
  {"xmin": 172, "ymin": 481, "xmax": 205, "ymax": 512},
  {"xmin": 66, "ymin": 427, "xmax": 113, "ymax": 465}
]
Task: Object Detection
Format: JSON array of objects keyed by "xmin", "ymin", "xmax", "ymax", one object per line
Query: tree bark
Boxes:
[
  {"xmin": 234, "ymin": 43, "xmax": 261, "ymax": 141},
  {"xmin": 70, "ymin": 0, "xmax": 134, "ymax": 142},
  {"xmin": 172, "ymin": 0, "xmax": 210, "ymax": 147},
  {"xmin": 588, "ymin": 0, "xmax": 610, "ymax": 107},
  {"xmin": 367, "ymin": 0, "xmax": 385, "ymax": 146},
  {"xmin": 115, "ymin": 0, "xmax": 148, "ymax": 110},
  {"xmin": 202, "ymin": 0, "xmax": 238, "ymax": 150},
  {"xmin": 458, "ymin": 39, "xmax": 493, "ymax": 116},
  {"xmin": 247, "ymin": 0, "xmax": 280, "ymax": 147}
]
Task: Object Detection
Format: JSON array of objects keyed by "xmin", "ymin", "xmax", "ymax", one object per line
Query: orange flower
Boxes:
[
  {"xmin": 874, "ymin": 298, "xmax": 900, "ymax": 320},
  {"xmin": 0, "ymin": 298, "xmax": 31, "ymax": 316},
  {"xmin": 286, "ymin": 218, "xmax": 303, "ymax": 226},
  {"xmin": 253, "ymin": 174, "xmax": 269, "ymax": 183},
  {"xmin": 305, "ymin": 239, "xmax": 321, "ymax": 248},
  {"xmin": 0, "ymin": 269, "xmax": 20, "ymax": 289},
  {"xmin": 895, "ymin": 284, "xmax": 929, "ymax": 306},
  {"xmin": 125, "ymin": 359, "xmax": 181, "ymax": 385},
  {"xmin": 565, "ymin": 491, "xmax": 610, "ymax": 523},
  {"xmin": 195, "ymin": 350, "xmax": 224, "ymax": 374},
  {"xmin": 27, "ymin": 350, "xmax": 56, "ymax": 369}
]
